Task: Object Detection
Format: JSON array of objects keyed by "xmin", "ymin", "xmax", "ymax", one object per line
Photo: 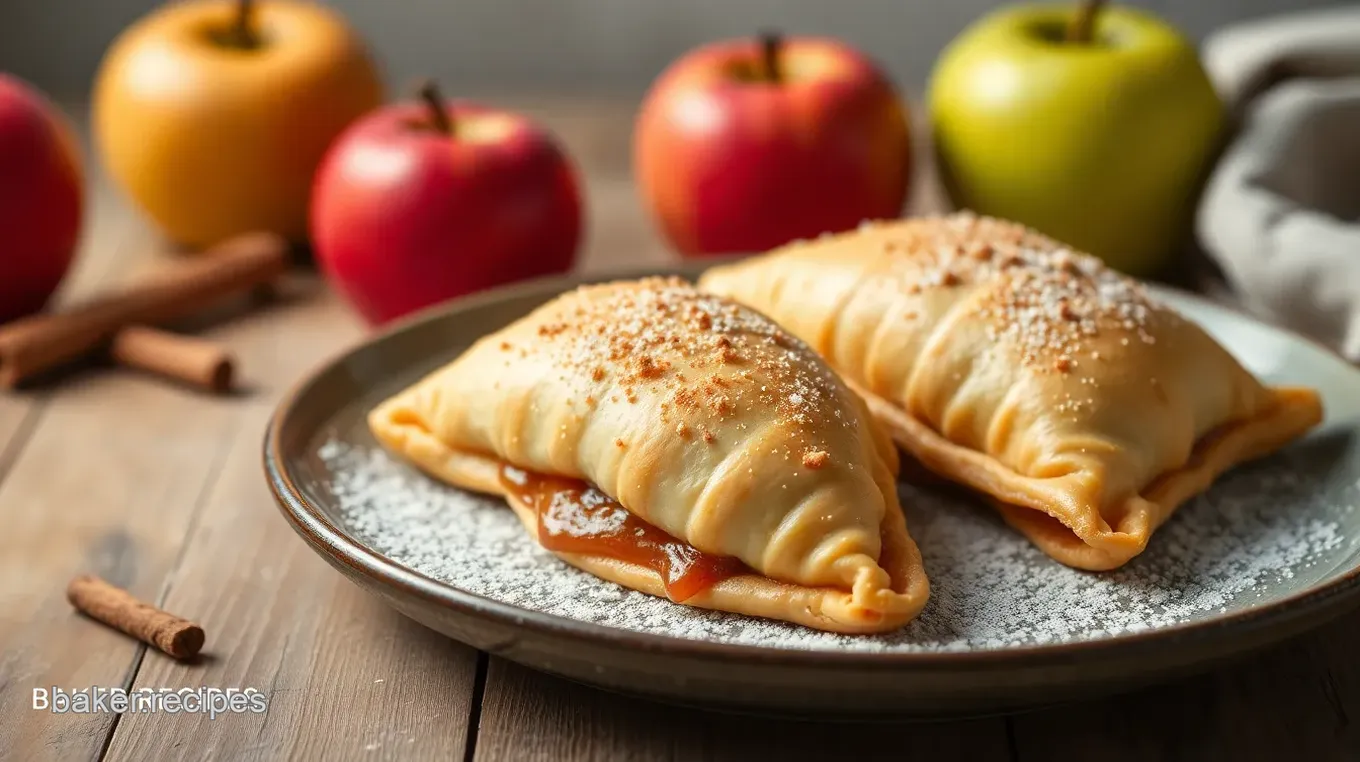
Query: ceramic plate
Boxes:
[{"xmin": 266, "ymin": 268, "xmax": 1360, "ymax": 718}]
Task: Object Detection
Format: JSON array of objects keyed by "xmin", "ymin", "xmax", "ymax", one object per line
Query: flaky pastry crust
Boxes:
[
  {"xmin": 371, "ymin": 278, "xmax": 928, "ymax": 632},
  {"xmin": 701, "ymin": 214, "xmax": 1323, "ymax": 570}
]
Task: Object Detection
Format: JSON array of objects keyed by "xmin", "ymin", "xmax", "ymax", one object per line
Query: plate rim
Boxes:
[{"xmin": 265, "ymin": 266, "xmax": 1360, "ymax": 670}]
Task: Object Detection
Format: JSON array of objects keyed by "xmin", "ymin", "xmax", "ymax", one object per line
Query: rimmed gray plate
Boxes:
[{"xmin": 265, "ymin": 268, "xmax": 1360, "ymax": 718}]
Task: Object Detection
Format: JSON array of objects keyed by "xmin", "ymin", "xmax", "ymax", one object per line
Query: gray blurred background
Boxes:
[{"xmin": 0, "ymin": 0, "xmax": 1344, "ymax": 98}]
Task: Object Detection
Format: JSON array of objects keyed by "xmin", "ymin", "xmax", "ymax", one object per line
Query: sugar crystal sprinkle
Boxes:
[
  {"xmin": 858, "ymin": 212, "xmax": 1165, "ymax": 371},
  {"xmin": 320, "ymin": 439, "xmax": 1353, "ymax": 653},
  {"xmin": 529, "ymin": 277, "xmax": 852, "ymax": 445}
]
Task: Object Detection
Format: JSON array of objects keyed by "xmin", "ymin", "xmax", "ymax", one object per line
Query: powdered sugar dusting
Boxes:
[{"xmin": 316, "ymin": 438, "xmax": 1355, "ymax": 652}]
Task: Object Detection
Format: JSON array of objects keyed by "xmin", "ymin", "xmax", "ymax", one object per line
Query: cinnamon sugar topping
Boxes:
[
  {"xmin": 861, "ymin": 213, "xmax": 1162, "ymax": 369},
  {"xmin": 802, "ymin": 450, "xmax": 829, "ymax": 469},
  {"xmin": 523, "ymin": 277, "xmax": 852, "ymax": 455}
]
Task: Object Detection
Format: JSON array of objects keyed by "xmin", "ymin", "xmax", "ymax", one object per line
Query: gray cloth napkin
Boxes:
[{"xmin": 1198, "ymin": 6, "xmax": 1360, "ymax": 360}]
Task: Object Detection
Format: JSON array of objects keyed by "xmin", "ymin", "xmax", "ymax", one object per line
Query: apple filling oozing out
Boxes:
[{"xmin": 499, "ymin": 464, "xmax": 748, "ymax": 602}]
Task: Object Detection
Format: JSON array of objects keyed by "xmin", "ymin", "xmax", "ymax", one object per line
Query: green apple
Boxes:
[{"xmin": 928, "ymin": 1, "xmax": 1224, "ymax": 275}]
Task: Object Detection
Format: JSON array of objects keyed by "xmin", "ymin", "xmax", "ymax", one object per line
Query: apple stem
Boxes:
[
  {"xmin": 1066, "ymin": 0, "xmax": 1107, "ymax": 43},
  {"xmin": 232, "ymin": 0, "xmax": 258, "ymax": 48},
  {"xmin": 417, "ymin": 79, "xmax": 455, "ymax": 136},
  {"xmin": 759, "ymin": 31, "xmax": 782, "ymax": 83}
]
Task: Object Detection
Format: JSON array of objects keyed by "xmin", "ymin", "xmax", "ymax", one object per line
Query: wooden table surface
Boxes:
[{"xmin": 2, "ymin": 99, "xmax": 1357, "ymax": 762}]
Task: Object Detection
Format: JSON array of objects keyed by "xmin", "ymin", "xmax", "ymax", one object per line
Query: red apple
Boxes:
[
  {"xmin": 0, "ymin": 75, "xmax": 82, "ymax": 323},
  {"xmin": 311, "ymin": 82, "xmax": 583, "ymax": 325},
  {"xmin": 635, "ymin": 33, "xmax": 912, "ymax": 257}
]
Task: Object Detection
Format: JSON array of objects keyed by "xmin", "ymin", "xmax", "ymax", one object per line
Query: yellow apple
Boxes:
[
  {"xmin": 93, "ymin": 0, "xmax": 383, "ymax": 248},
  {"xmin": 929, "ymin": 1, "xmax": 1224, "ymax": 275}
]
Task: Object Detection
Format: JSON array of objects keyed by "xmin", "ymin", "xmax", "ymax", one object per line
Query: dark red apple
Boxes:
[
  {"xmin": 0, "ymin": 74, "xmax": 82, "ymax": 323},
  {"xmin": 635, "ymin": 33, "xmax": 912, "ymax": 257},
  {"xmin": 311, "ymin": 82, "xmax": 583, "ymax": 325}
]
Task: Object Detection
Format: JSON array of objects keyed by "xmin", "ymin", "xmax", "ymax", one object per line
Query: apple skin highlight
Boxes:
[
  {"xmin": 0, "ymin": 74, "xmax": 83, "ymax": 323},
  {"xmin": 310, "ymin": 99, "xmax": 583, "ymax": 326},
  {"xmin": 635, "ymin": 36, "xmax": 913, "ymax": 257},
  {"xmin": 92, "ymin": 0, "xmax": 384, "ymax": 248},
  {"xmin": 929, "ymin": 3, "xmax": 1225, "ymax": 276}
]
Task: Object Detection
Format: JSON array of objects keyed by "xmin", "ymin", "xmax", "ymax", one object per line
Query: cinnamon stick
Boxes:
[
  {"xmin": 111, "ymin": 326, "xmax": 236, "ymax": 393},
  {"xmin": 67, "ymin": 574, "xmax": 205, "ymax": 660},
  {"xmin": 0, "ymin": 232, "xmax": 287, "ymax": 388}
]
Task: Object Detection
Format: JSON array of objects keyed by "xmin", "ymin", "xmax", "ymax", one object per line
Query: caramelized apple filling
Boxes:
[{"xmin": 499, "ymin": 465, "xmax": 747, "ymax": 601}]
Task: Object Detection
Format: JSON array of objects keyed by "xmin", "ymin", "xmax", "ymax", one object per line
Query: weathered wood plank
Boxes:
[
  {"xmin": 0, "ymin": 172, "xmax": 249, "ymax": 758},
  {"xmin": 0, "ymin": 397, "xmax": 38, "ymax": 469},
  {"xmin": 101, "ymin": 276, "xmax": 479, "ymax": 759},
  {"xmin": 579, "ymin": 178, "xmax": 672, "ymax": 273},
  {"xmin": 0, "ymin": 341, "xmax": 242, "ymax": 758},
  {"xmin": 104, "ymin": 400, "xmax": 481, "ymax": 761},
  {"xmin": 473, "ymin": 658, "xmax": 1014, "ymax": 762},
  {"xmin": 1011, "ymin": 609, "xmax": 1360, "ymax": 762}
]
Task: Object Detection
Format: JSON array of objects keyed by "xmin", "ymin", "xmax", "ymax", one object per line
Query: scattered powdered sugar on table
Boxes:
[{"xmin": 317, "ymin": 439, "xmax": 1354, "ymax": 652}]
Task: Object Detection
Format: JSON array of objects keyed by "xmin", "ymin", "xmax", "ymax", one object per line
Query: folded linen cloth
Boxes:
[{"xmin": 1198, "ymin": 6, "xmax": 1360, "ymax": 361}]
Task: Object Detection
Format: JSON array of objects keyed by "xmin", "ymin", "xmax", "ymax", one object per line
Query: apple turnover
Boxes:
[
  {"xmin": 700, "ymin": 213, "xmax": 1323, "ymax": 571},
  {"xmin": 369, "ymin": 277, "xmax": 928, "ymax": 633}
]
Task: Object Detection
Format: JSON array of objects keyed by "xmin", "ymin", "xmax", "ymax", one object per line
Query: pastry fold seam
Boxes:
[
  {"xmin": 852, "ymin": 381, "xmax": 1322, "ymax": 571},
  {"xmin": 369, "ymin": 402, "xmax": 930, "ymax": 633}
]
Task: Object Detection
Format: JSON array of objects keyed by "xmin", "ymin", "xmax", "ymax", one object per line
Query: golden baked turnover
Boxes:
[
  {"xmin": 370, "ymin": 278, "xmax": 929, "ymax": 632},
  {"xmin": 700, "ymin": 213, "xmax": 1323, "ymax": 570}
]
